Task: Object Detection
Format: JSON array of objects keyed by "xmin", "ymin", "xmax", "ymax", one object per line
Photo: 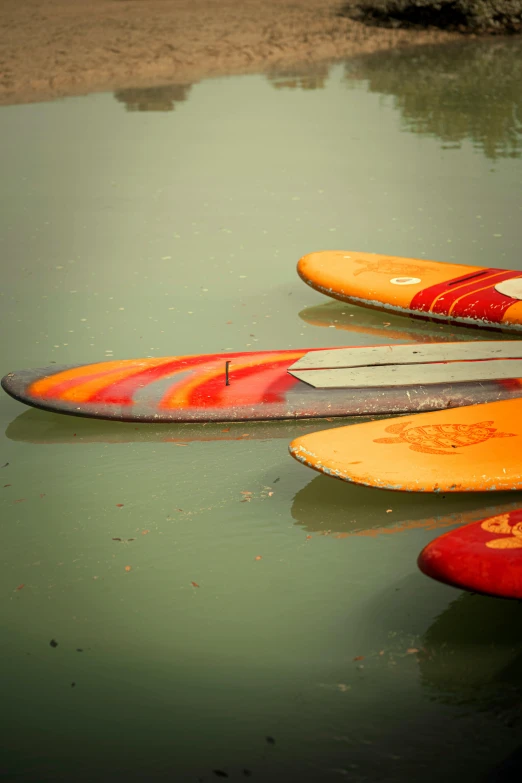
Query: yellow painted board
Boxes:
[
  {"xmin": 289, "ymin": 398, "xmax": 522, "ymax": 493},
  {"xmin": 297, "ymin": 250, "xmax": 522, "ymax": 331}
]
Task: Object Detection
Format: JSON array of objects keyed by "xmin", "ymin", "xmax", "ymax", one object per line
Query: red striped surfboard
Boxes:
[
  {"xmin": 297, "ymin": 251, "xmax": 522, "ymax": 331},
  {"xmin": 4, "ymin": 344, "xmax": 522, "ymax": 423}
]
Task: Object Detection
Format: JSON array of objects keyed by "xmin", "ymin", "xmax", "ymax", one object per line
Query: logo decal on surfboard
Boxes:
[
  {"xmin": 373, "ymin": 420, "xmax": 515, "ymax": 455},
  {"xmin": 481, "ymin": 513, "xmax": 522, "ymax": 549},
  {"xmin": 390, "ymin": 277, "xmax": 421, "ymax": 285},
  {"xmin": 350, "ymin": 258, "xmax": 428, "ymax": 277},
  {"xmin": 494, "ymin": 278, "xmax": 522, "ymax": 301}
]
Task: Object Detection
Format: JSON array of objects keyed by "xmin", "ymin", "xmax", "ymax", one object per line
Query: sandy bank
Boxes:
[{"xmin": 0, "ymin": 0, "xmax": 460, "ymax": 106}]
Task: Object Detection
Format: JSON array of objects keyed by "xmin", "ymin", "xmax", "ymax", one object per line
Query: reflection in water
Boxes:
[
  {"xmin": 291, "ymin": 473, "xmax": 522, "ymax": 538},
  {"xmin": 484, "ymin": 744, "xmax": 522, "ymax": 781},
  {"xmin": 298, "ymin": 301, "xmax": 521, "ymax": 342},
  {"xmin": 5, "ymin": 407, "xmax": 359, "ymax": 446},
  {"xmin": 419, "ymin": 593, "xmax": 522, "ymax": 725},
  {"xmin": 266, "ymin": 63, "xmax": 330, "ymax": 91},
  {"xmin": 344, "ymin": 39, "xmax": 522, "ymax": 159},
  {"xmin": 113, "ymin": 83, "xmax": 193, "ymax": 112}
]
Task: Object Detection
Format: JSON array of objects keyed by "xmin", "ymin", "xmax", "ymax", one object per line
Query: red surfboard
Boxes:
[
  {"xmin": 418, "ymin": 508, "xmax": 522, "ymax": 599},
  {"xmin": 4, "ymin": 343, "xmax": 522, "ymax": 423}
]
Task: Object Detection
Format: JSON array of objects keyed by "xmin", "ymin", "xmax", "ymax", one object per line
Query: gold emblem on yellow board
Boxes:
[
  {"xmin": 352, "ymin": 258, "xmax": 426, "ymax": 277},
  {"xmin": 374, "ymin": 420, "xmax": 515, "ymax": 455},
  {"xmin": 481, "ymin": 514, "xmax": 522, "ymax": 549}
]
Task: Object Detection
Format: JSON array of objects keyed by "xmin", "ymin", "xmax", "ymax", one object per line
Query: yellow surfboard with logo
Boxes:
[
  {"xmin": 297, "ymin": 250, "xmax": 522, "ymax": 332},
  {"xmin": 289, "ymin": 398, "xmax": 522, "ymax": 493}
]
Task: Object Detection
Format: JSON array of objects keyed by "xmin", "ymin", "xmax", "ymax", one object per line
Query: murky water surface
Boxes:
[{"xmin": 2, "ymin": 38, "xmax": 522, "ymax": 782}]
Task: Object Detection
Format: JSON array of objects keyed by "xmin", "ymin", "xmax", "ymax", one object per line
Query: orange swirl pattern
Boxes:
[
  {"xmin": 6, "ymin": 344, "xmax": 522, "ymax": 424},
  {"xmin": 27, "ymin": 350, "xmax": 308, "ymax": 411}
]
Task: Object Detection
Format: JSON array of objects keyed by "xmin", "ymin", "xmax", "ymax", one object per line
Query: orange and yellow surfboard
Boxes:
[
  {"xmin": 298, "ymin": 251, "xmax": 522, "ymax": 332},
  {"xmin": 289, "ymin": 397, "xmax": 522, "ymax": 492}
]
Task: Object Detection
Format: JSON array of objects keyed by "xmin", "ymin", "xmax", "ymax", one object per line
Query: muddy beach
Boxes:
[{"xmin": 0, "ymin": 0, "xmax": 460, "ymax": 106}]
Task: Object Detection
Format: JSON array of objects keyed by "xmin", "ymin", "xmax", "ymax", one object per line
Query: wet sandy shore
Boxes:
[{"xmin": 0, "ymin": 0, "xmax": 459, "ymax": 106}]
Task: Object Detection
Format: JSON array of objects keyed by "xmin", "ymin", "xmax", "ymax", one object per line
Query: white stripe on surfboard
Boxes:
[
  {"xmin": 289, "ymin": 341, "xmax": 522, "ymax": 371},
  {"xmin": 289, "ymin": 358, "xmax": 522, "ymax": 389}
]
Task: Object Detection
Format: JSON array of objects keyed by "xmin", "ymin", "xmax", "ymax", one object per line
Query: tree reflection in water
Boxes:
[
  {"xmin": 419, "ymin": 592, "xmax": 522, "ymax": 728},
  {"xmin": 266, "ymin": 63, "xmax": 331, "ymax": 91},
  {"xmin": 343, "ymin": 38, "xmax": 522, "ymax": 160},
  {"xmin": 114, "ymin": 83, "xmax": 193, "ymax": 112}
]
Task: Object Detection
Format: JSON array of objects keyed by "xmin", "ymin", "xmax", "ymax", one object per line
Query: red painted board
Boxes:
[
  {"xmin": 4, "ymin": 346, "xmax": 522, "ymax": 423},
  {"xmin": 418, "ymin": 508, "xmax": 522, "ymax": 599}
]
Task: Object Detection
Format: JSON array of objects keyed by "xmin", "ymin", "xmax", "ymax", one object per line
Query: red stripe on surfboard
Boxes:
[
  {"xmin": 83, "ymin": 356, "xmax": 223, "ymax": 405},
  {"xmin": 186, "ymin": 362, "xmax": 299, "ymax": 408},
  {"xmin": 431, "ymin": 271, "xmax": 521, "ymax": 320},
  {"xmin": 88, "ymin": 353, "xmax": 264, "ymax": 405},
  {"xmin": 90, "ymin": 350, "xmax": 309, "ymax": 406},
  {"xmin": 261, "ymin": 368, "xmax": 300, "ymax": 402},
  {"xmin": 409, "ymin": 269, "xmax": 497, "ymax": 312},
  {"xmin": 430, "ymin": 271, "xmax": 515, "ymax": 314},
  {"xmin": 448, "ymin": 283, "xmax": 522, "ymax": 322},
  {"xmin": 34, "ymin": 361, "xmax": 177, "ymax": 401},
  {"xmin": 410, "ymin": 269, "xmax": 520, "ymax": 319}
]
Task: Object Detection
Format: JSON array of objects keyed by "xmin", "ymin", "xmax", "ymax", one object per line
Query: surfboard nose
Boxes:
[
  {"xmin": 297, "ymin": 250, "xmax": 327, "ymax": 286},
  {"xmin": 288, "ymin": 429, "xmax": 354, "ymax": 484},
  {"xmin": 297, "ymin": 250, "xmax": 352, "ymax": 298}
]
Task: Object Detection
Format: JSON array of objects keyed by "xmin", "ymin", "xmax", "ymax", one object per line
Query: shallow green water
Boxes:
[{"xmin": 2, "ymin": 38, "xmax": 522, "ymax": 783}]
